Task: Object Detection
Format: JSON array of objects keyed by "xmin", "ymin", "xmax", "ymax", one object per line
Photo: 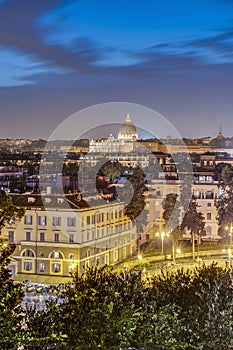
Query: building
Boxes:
[{"xmin": 4, "ymin": 193, "xmax": 137, "ymax": 283}]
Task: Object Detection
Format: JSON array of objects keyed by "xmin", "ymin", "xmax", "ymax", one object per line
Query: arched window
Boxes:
[
  {"xmin": 49, "ymin": 251, "xmax": 64, "ymax": 259},
  {"xmin": 21, "ymin": 249, "xmax": 35, "ymax": 257}
]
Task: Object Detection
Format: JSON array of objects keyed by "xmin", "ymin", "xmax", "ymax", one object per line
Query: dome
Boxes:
[{"xmin": 118, "ymin": 114, "xmax": 138, "ymax": 141}]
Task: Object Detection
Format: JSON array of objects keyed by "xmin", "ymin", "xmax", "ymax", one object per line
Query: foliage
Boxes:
[
  {"xmin": 181, "ymin": 197, "xmax": 206, "ymax": 258},
  {"xmin": 151, "ymin": 262, "xmax": 233, "ymax": 349},
  {"xmin": 124, "ymin": 166, "xmax": 148, "ymax": 252},
  {"xmin": 162, "ymin": 193, "xmax": 182, "ymax": 257},
  {"xmin": 4, "ymin": 263, "xmax": 233, "ymax": 349},
  {"xmin": 215, "ymin": 164, "xmax": 233, "ymax": 239},
  {"xmin": 0, "ymin": 190, "xmax": 25, "ymax": 349},
  {"xmin": 0, "ymin": 189, "xmax": 25, "ymax": 232},
  {"xmin": 0, "ymin": 241, "xmax": 24, "ymax": 349}
]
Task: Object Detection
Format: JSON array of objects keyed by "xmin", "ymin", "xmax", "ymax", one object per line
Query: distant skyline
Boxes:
[{"xmin": 1, "ymin": 0, "xmax": 233, "ymax": 139}]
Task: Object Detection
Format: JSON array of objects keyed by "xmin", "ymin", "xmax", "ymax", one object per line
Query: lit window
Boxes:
[
  {"xmin": 39, "ymin": 262, "xmax": 45, "ymax": 272},
  {"xmin": 38, "ymin": 216, "xmax": 46, "ymax": 226},
  {"xmin": 24, "ymin": 261, "xmax": 32, "ymax": 271},
  {"xmin": 51, "ymin": 251, "xmax": 63, "ymax": 259},
  {"xmin": 24, "ymin": 215, "xmax": 32, "ymax": 225},
  {"xmin": 52, "ymin": 263, "xmax": 60, "ymax": 273}
]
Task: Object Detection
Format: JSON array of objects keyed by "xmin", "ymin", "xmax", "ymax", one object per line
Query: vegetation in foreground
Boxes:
[{"xmin": 1, "ymin": 238, "xmax": 233, "ymax": 350}]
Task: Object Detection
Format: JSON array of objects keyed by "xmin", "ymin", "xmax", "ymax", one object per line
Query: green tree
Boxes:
[
  {"xmin": 151, "ymin": 263, "xmax": 233, "ymax": 350},
  {"xmin": 181, "ymin": 197, "xmax": 206, "ymax": 259},
  {"xmin": 53, "ymin": 266, "xmax": 147, "ymax": 349},
  {"xmin": 215, "ymin": 164, "xmax": 233, "ymax": 239},
  {"xmin": 0, "ymin": 190, "xmax": 25, "ymax": 232},
  {"xmin": 162, "ymin": 193, "xmax": 182, "ymax": 260},
  {"xmin": 124, "ymin": 166, "xmax": 148, "ymax": 253},
  {"xmin": 0, "ymin": 190, "xmax": 25, "ymax": 349}
]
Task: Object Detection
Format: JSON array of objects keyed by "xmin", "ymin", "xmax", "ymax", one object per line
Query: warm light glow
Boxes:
[
  {"xmin": 176, "ymin": 248, "xmax": 181, "ymax": 254},
  {"xmin": 138, "ymin": 255, "xmax": 142, "ymax": 261}
]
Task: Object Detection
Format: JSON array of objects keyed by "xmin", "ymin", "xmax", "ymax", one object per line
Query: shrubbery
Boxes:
[{"xmin": 1, "ymin": 259, "xmax": 233, "ymax": 349}]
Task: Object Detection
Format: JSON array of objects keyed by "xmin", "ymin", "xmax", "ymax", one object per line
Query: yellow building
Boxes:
[{"xmin": 4, "ymin": 194, "xmax": 137, "ymax": 284}]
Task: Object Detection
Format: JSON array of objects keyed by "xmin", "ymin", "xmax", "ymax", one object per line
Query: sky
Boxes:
[{"xmin": 1, "ymin": 0, "xmax": 233, "ymax": 139}]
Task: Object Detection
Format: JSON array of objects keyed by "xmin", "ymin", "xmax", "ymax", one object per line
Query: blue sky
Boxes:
[{"xmin": 1, "ymin": 0, "xmax": 233, "ymax": 139}]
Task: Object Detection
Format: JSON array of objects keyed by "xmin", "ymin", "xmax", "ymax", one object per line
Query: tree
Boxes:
[
  {"xmin": 124, "ymin": 166, "xmax": 148, "ymax": 253},
  {"xmin": 52, "ymin": 265, "xmax": 147, "ymax": 349},
  {"xmin": 0, "ymin": 190, "xmax": 25, "ymax": 232},
  {"xmin": 181, "ymin": 197, "xmax": 206, "ymax": 259},
  {"xmin": 162, "ymin": 193, "xmax": 182, "ymax": 260},
  {"xmin": 215, "ymin": 164, "xmax": 233, "ymax": 239},
  {"xmin": 0, "ymin": 190, "xmax": 25, "ymax": 349}
]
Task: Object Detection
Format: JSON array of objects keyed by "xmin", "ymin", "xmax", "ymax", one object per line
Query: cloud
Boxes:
[{"xmin": 0, "ymin": 46, "xmax": 70, "ymax": 87}]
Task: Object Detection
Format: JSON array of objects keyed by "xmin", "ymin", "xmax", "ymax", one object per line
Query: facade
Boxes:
[
  {"xmin": 3, "ymin": 194, "xmax": 137, "ymax": 283},
  {"xmin": 89, "ymin": 114, "xmax": 139, "ymax": 154}
]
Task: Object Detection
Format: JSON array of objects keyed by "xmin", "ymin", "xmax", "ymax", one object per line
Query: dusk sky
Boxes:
[{"xmin": 1, "ymin": 0, "xmax": 233, "ymax": 139}]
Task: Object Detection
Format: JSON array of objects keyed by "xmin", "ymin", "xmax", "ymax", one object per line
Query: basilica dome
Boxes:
[{"xmin": 117, "ymin": 114, "xmax": 138, "ymax": 141}]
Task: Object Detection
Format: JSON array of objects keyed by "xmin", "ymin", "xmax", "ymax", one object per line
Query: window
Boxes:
[
  {"xmin": 40, "ymin": 232, "xmax": 45, "ymax": 242},
  {"xmin": 52, "ymin": 216, "xmax": 61, "ymax": 227},
  {"xmin": 24, "ymin": 215, "xmax": 32, "ymax": 225},
  {"xmin": 38, "ymin": 216, "xmax": 46, "ymax": 226},
  {"xmin": 25, "ymin": 231, "xmax": 31, "ymax": 241},
  {"xmin": 67, "ymin": 217, "xmax": 76, "ymax": 227},
  {"xmin": 207, "ymin": 202, "xmax": 212, "ymax": 207},
  {"xmin": 39, "ymin": 262, "xmax": 45, "ymax": 272},
  {"xmin": 24, "ymin": 261, "xmax": 32, "ymax": 271},
  {"xmin": 86, "ymin": 216, "xmax": 90, "ymax": 225},
  {"xmin": 8, "ymin": 230, "xmax": 14, "ymax": 243},
  {"xmin": 50, "ymin": 251, "xmax": 63, "ymax": 259},
  {"xmin": 86, "ymin": 249, "xmax": 91, "ymax": 257},
  {"xmin": 69, "ymin": 253, "xmax": 74, "ymax": 259},
  {"xmin": 54, "ymin": 233, "xmax": 59, "ymax": 242},
  {"xmin": 207, "ymin": 213, "xmax": 212, "ymax": 220},
  {"xmin": 22, "ymin": 249, "xmax": 35, "ymax": 257},
  {"xmin": 92, "ymin": 215, "xmax": 96, "ymax": 225},
  {"xmin": 69, "ymin": 233, "xmax": 74, "ymax": 243},
  {"xmin": 206, "ymin": 226, "xmax": 212, "ymax": 235},
  {"xmin": 52, "ymin": 263, "xmax": 60, "ymax": 273}
]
